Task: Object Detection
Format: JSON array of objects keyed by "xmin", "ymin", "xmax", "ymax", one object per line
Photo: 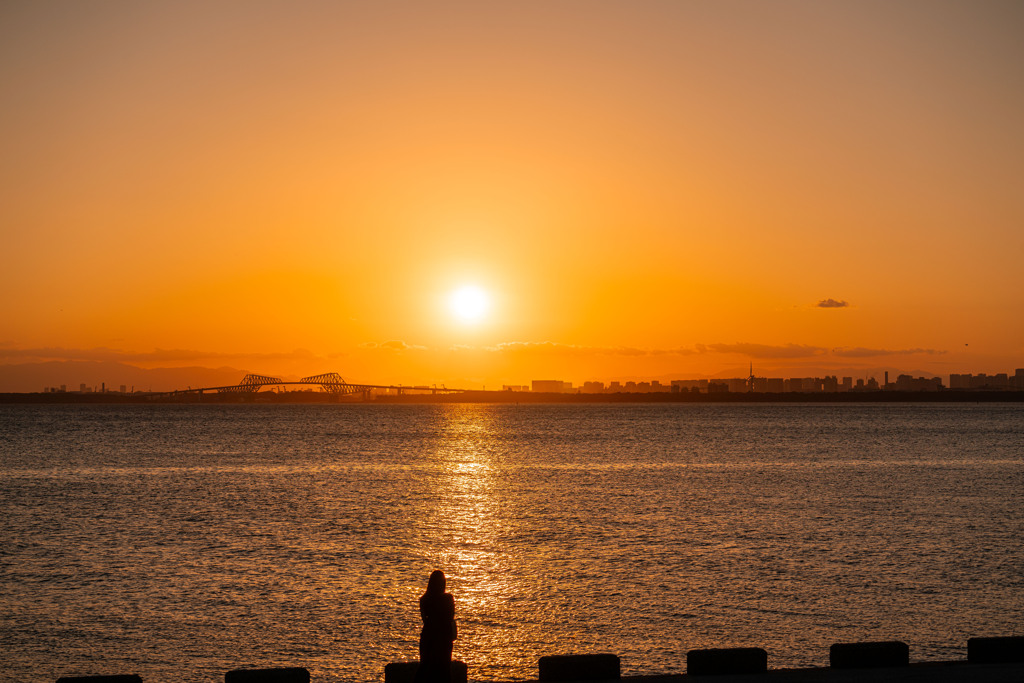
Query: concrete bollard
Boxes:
[
  {"xmin": 224, "ymin": 667, "xmax": 309, "ymax": 683},
  {"xmin": 686, "ymin": 647, "xmax": 767, "ymax": 676},
  {"xmin": 968, "ymin": 636, "xmax": 1024, "ymax": 664},
  {"xmin": 537, "ymin": 654, "xmax": 620, "ymax": 682},
  {"xmin": 57, "ymin": 677, "xmax": 143, "ymax": 683},
  {"xmin": 383, "ymin": 661, "xmax": 468, "ymax": 683},
  {"xmin": 829, "ymin": 641, "xmax": 909, "ymax": 669}
]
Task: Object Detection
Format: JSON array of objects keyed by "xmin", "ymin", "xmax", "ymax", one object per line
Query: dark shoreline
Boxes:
[{"xmin": 3, "ymin": 390, "xmax": 1024, "ymax": 404}]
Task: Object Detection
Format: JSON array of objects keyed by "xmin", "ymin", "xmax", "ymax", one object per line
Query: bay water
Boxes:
[{"xmin": 1, "ymin": 403, "xmax": 1022, "ymax": 682}]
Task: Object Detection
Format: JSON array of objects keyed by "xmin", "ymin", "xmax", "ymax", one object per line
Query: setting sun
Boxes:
[{"xmin": 449, "ymin": 285, "xmax": 490, "ymax": 324}]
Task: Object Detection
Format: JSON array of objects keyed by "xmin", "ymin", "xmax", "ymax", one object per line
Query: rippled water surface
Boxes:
[{"xmin": 1, "ymin": 403, "xmax": 1022, "ymax": 682}]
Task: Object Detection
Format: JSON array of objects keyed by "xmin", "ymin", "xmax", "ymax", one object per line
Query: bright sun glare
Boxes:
[{"xmin": 449, "ymin": 285, "xmax": 490, "ymax": 324}]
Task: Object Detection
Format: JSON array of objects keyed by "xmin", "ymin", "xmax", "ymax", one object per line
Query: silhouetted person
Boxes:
[{"xmin": 415, "ymin": 570, "xmax": 456, "ymax": 683}]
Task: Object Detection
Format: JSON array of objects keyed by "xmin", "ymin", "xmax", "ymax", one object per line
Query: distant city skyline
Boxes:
[{"xmin": 11, "ymin": 359, "xmax": 1023, "ymax": 396}]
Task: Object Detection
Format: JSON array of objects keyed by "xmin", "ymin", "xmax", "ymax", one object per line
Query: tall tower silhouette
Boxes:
[{"xmin": 748, "ymin": 362, "xmax": 755, "ymax": 393}]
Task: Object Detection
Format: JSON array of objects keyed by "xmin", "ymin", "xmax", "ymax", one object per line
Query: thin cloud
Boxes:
[
  {"xmin": 436, "ymin": 341, "xmax": 691, "ymax": 357},
  {"xmin": 454, "ymin": 341, "xmax": 823, "ymax": 359},
  {"xmin": 360, "ymin": 340, "xmax": 427, "ymax": 352},
  {"xmin": 485, "ymin": 341, "xmax": 649, "ymax": 356},
  {"xmin": 650, "ymin": 346, "xmax": 700, "ymax": 356},
  {"xmin": 697, "ymin": 343, "xmax": 828, "ymax": 359},
  {"xmin": 0, "ymin": 346, "xmax": 323, "ymax": 363},
  {"xmin": 817, "ymin": 298, "xmax": 850, "ymax": 308},
  {"xmin": 831, "ymin": 347, "xmax": 945, "ymax": 358}
]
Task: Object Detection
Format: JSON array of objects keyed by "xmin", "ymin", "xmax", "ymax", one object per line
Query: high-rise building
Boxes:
[{"xmin": 727, "ymin": 378, "xmax": 748, "ymax": 392}]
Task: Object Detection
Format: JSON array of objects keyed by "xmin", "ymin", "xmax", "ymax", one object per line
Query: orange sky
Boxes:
[{"xmin": 2, "ymin": 1, "xmax": 1023, "ymax": 390}]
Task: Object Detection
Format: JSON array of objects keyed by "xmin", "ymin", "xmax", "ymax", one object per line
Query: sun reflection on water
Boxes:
[{"xmin": 418, "ymin": 404, "xmax": 528, "ymax": 679}]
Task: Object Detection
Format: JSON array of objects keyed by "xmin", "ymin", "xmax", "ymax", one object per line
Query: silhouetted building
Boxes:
[
  {"xmin": 949, "ymin": 373, "xmax": 970, "ymax": 389},
  {"xmin": 948, "ymin": 372, "xmax": 1017, "ymax": 390},
  {"xmin": 894, "ymin": 374, "xmax": 942, "ymax": 391},
  {"xmin": 671, "ymin": 379, "xmax": 709, "ymax": 393},
  {"xmin": 727, "ymin": 378, "xmax": 748, "ymax": 393},
  {"xmin": 523, "ymin": 368, "xmax": 1016, "ymax": 397}
]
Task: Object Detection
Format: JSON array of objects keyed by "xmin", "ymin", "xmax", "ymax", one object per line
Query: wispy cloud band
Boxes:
[{"xmin": 1, "ymin": 341, "xmax": 946, "ymax": 364}]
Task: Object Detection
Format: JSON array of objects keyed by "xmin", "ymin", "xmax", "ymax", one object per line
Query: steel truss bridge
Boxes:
[{"xmin": 165, "ymin": 372, "xmax": 465, "ymax": 397}]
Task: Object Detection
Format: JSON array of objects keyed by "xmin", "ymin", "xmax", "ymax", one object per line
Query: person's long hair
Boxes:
[{"xmin": 425, "ymin": 570, "xmax": 446, "ymax": 596}]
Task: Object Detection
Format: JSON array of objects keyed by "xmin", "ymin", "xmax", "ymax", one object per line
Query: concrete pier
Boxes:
[
  {"xmin": 969, "ymin": 636, "xmax": 1024, "ymax": 664},
  {"xmin": 538, "ymin": 654, "xmax": 621, "ymax": 681},
  {"xmin": 224, "ymin": 667, "xmax": 310, "ymax": 683},
  {"xmin": 383, "ymin": 660, "xmax": 469, "ymax": 683},
  {"xmin": 828, "ymin": 641, "xmax": 909, "ymax": 669},
  {"xmin": 55, "ymin": 638, "xmax": 1024, "ymax": 683},
  {"xmin": 53, "ymin": 660, "xmax": 1024, "ymax": 683},
  {"xmin": 614, "ymin": 661, "xmax": 1024, "ymax": 682},
  {"xmin": 686, "ymin": 647, "xmax": 767, "ymax": 675}
]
